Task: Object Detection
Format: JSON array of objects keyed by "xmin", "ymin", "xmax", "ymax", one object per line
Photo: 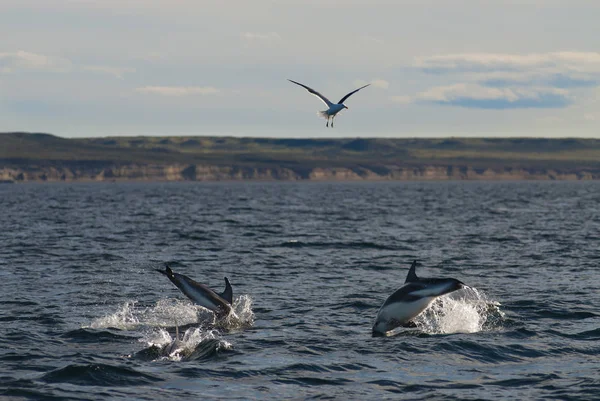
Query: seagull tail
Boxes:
[{"xmin": 317, "ymin": 110, "xmax": 329, "ymax": 120}]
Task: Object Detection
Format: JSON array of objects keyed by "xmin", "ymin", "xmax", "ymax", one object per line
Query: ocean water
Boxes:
[{"xmin": 0, "ymin": 181, "xmax": 599, "ymax": 400}]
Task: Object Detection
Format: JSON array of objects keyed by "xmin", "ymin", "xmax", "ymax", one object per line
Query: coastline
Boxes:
[
  {"xmin": 2, "ymin": 163, "xmax": 598, "ymax": 183},
  {"xmin": 3, "ymin": 132, "xmax": 600, "ymax": 183}
]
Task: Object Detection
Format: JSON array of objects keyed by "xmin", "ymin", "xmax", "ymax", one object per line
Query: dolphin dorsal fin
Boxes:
[
  {"xmin": 220, "ymin": 277, "xmax": 233, "ymax": 304},
  {"xmin": 405, "ymin": 260, "xmax": 419, "ymax": 283}
]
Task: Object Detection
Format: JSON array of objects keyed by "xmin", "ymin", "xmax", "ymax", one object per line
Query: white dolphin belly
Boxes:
[
  {"xmin": 180, "ymin": 280, "xmax": 218, "ymax": 310},
  {"xmin": 375, "ymin": 296, "xmax": 435, "ymax": 327}
]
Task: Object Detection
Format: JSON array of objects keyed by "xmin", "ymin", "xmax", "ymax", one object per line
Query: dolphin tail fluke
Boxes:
[
  {"xmin": 157, "ymin": 264, "xmax": 175, "ymax": 278},
  {"xmin": 220, "ymin": 277, "xmax": 233, "ymax": 304},
  {"xmin": 405, "ymin": 260, "xmax": 419, "ymax": 283}
]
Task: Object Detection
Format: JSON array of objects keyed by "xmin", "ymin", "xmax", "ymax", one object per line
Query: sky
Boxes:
[{"xmin": 1, "ymin": 0, "xmax": 599, "ymax": 138}]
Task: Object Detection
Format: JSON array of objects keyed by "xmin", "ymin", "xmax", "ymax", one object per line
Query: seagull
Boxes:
[{"xmin": 288, "ymin": 79, "xmax": 370, "ymax": 128}]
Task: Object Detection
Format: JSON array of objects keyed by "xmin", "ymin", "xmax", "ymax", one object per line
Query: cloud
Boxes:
[
  {"xmin": 0, "ymin": 51, "xmax": 135, "ymax": 80},
  {"xmin": 358, "ymin": 35, "xmax": 385, "ymax": 45},
  {"xmin": 83, "ymin": 65, "xmax": 136, "ymax": 79},
  {"xmin": 353, "ymin": 78, "xmax": 389, "ymax": 89},
  {"xmin": 0, "ymin": 50, "xmax": 72, "ymax": 73},
  {"xmin": 476, "ymin": 71, "xmax": 597, "ymax": 89},
  {"xmin": 414, "ymin": 52, "xmax": 600, "ymax": 88},
  {"xmin": 415, "ymin": 83, "xmax": 571, "ymax": 109},
  {"xmin": 241, "ymin": 32, "xmax": 282, "ymax": 44},
  {"xmin": 371, "ymin": 79, "xmax": 390, "ymax": 89},
  {"xmin": 390, "ymin": 95, "xmax": 412, "ymax": 104},
  {"xmin": 414, "ymin": 52, "xmax": 600, "ymax": 73},
  {"xmin": 135, "ymin": 86, "xmax": 220, "ymax": 96},
  {"xmin": 410, "ymin": 52, "xmax": 600, "ymax": 109}
]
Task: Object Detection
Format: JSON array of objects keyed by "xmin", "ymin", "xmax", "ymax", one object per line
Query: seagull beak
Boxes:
[{"xmin": 344, "ymin": 105, "xmax": 349, "ymax": 109}]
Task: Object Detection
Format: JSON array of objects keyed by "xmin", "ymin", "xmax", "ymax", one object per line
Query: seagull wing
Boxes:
[
  {"xmin": 288, "ymin": 79, "xmax": 333, "ymax": 107},
  {"xmin": 337, "ymin": 84, "xmax": 371, "ymax": 104}
]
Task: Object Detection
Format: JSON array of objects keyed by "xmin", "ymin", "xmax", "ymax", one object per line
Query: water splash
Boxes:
[
  {"xmin": 413, "ymin": 286, "xmax": 504, "ymax": 335},
  {"xmin": 88, "ymin": 301, "xmax": 141, "ymax": 330},
  {"xmin": 139, "ymin": 327, "xmax": 232, "ymax": 362},
  {"xmin": 88, "ymin": 299, "xmax": 204, "ymax": 330},
  {"xmin": 88, "ymin": 296, "xmax": 255, "ymax": 331},
  {"xmin": 219, "ymin": 294, "xmax": 255, "ymax": 331}
]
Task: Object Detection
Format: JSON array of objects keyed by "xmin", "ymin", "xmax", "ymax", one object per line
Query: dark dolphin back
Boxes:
[
  {"xmin": 385, "ymin": 282, "xmax": 425, "ymax": 304},
  {"xmin": 219, "ymin": 277, "xmax": 233, "ymax": 304}
]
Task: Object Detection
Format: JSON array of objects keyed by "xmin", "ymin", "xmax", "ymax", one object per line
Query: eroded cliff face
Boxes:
[{"xmin": 1, "ymin": 163, "xmax": 598, "ymax": 182}]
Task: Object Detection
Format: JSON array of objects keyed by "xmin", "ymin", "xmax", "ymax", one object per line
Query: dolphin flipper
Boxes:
[
  {"xmin": 405, "ymin": 260, "xmax": 419, "ymax": 283},
  {"xmin": 219, "ymin": 277, "xmax": 233, "ymax": 304}
]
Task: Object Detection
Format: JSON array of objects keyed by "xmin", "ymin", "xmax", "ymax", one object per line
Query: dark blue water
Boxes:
[{"xmin": 1, "ymin": 181, "xmax": 599, "ymax": 400}]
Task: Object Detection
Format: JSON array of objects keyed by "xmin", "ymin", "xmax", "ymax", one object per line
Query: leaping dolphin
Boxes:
[
  {"xmin": 157, "ymin": 265, "xmax": 233, "ymax": 319},
  {"xmin": 372, "ymin": 260, "xmax": 465, "ymax": 336}
]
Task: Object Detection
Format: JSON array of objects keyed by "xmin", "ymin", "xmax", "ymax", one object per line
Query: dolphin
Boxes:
[
  {"xmin": 372, "ymin": 260, "xmax": 465, "ymax": 336},
  {"xmin": 162, "ymin": 324, "xmax": 185, "ymax": 357},
  {"xmin": 157, "ymin": 265, "xmax": 233, "ymax": 319}
]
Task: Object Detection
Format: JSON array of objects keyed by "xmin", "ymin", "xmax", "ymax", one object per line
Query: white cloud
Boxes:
[
  {"xmin": 414, "ymin": 52, "xmax": 600, "ymax": 72},
  {"xmin": 390, "ymin": 95, "xmax": 412, "ymax": 104},
  {"xmin": 135, "ymin": 86, "xmax": 220, "ymax": 96},
  {"xmin": 417, "ymin": 83, "xmax": 517, "ymax": 102},
  {"xmin": 241, "ymin": 32, "xmax": 282, "ymax": 43},
  {"xmin": 0, "ymin": 50, "xmax": 72, "ymax": 73},
  {"xmin": 414, "ymin": 52, "xmax": 600, "ymax": 87},
  {"xmin": 83, "ymin": 65, "xmax": 135, "ymax": 79},
  {"xmin": 415, "ymin": 83, "xmax": 571, "ymax": 109},
  {"xmin": 409, "ymin": 52, "xmax": 600, "ymax": 109},
  {"xmin": 353, "ymin": 79, "xmax": 389, "ymax": 89},
  {"xmin": 371, "ymin": 79, "xmax": 390, "ymax": 89},
  {"xmin": 358, "ymin": 35, "xmax": 385, "ymax": 45}
]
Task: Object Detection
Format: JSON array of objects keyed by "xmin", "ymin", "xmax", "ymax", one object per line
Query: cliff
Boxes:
[
  {"xmin": 1, "ymin": 132, "xmax": 600, "ymax": 182},
  {"xmin": 1, "ymin": 163, "xmax": 596, "ymax": 183}
]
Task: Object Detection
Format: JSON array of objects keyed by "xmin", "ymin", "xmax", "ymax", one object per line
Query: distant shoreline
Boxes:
[{"xmin": 2, "ymin": 132, "xmax": 600, "ymax": 182}]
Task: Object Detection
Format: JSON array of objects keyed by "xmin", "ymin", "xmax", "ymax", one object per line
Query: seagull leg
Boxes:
[
  {"xmin": 331, "ymin": 116, "xmax": 335, "ymax": 128},
  {"xmin": 326, "ymin": 117, "xmax": 329, "ymax": 127}
]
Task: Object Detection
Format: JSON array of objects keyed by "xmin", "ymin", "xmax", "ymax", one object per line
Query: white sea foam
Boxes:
[
  {"xmin": 88, "ymin": 295, "xmax": 255, "ymax": 331},
  {"xmin": 412, "ymin": 286, "xmax": 504, "ymax": 335},
  {"xmin": 221, "ymin": 294, "xmax": 255, "ymax": 330},
  {"xmin": 88, "ymin": 299, "xmax": 201, "ymax": 330}
]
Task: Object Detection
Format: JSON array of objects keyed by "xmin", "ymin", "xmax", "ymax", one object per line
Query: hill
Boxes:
[{"xmin": 2, "ymin": 132, "xmax": 600, "ymax": 182}]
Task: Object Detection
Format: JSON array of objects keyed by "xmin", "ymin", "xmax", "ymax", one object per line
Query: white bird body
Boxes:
[
  {"xmin": 288, "ymin": 79, "xmax": 370, "ymax": 127},
  {"xmin": 321, "ymin": 103, "xmax": 346, "ymax": 116}
]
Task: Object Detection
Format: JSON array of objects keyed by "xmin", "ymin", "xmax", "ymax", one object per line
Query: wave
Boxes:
[
  {"xmin": 267, "ymin": 240, "xmax": 406, "ymax": 251},
  {"xmin": 40, "ymin": 363, "xmax": 161, "ymax": 386},
  {"xmin": 60, "ymin": 328, "xmax": 139, "ymax": 343}
]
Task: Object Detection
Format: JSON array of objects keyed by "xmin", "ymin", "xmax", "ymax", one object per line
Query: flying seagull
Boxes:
[{"xmin": 288, "ymin": 79, "xmax": 370, "ymax": 127}]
